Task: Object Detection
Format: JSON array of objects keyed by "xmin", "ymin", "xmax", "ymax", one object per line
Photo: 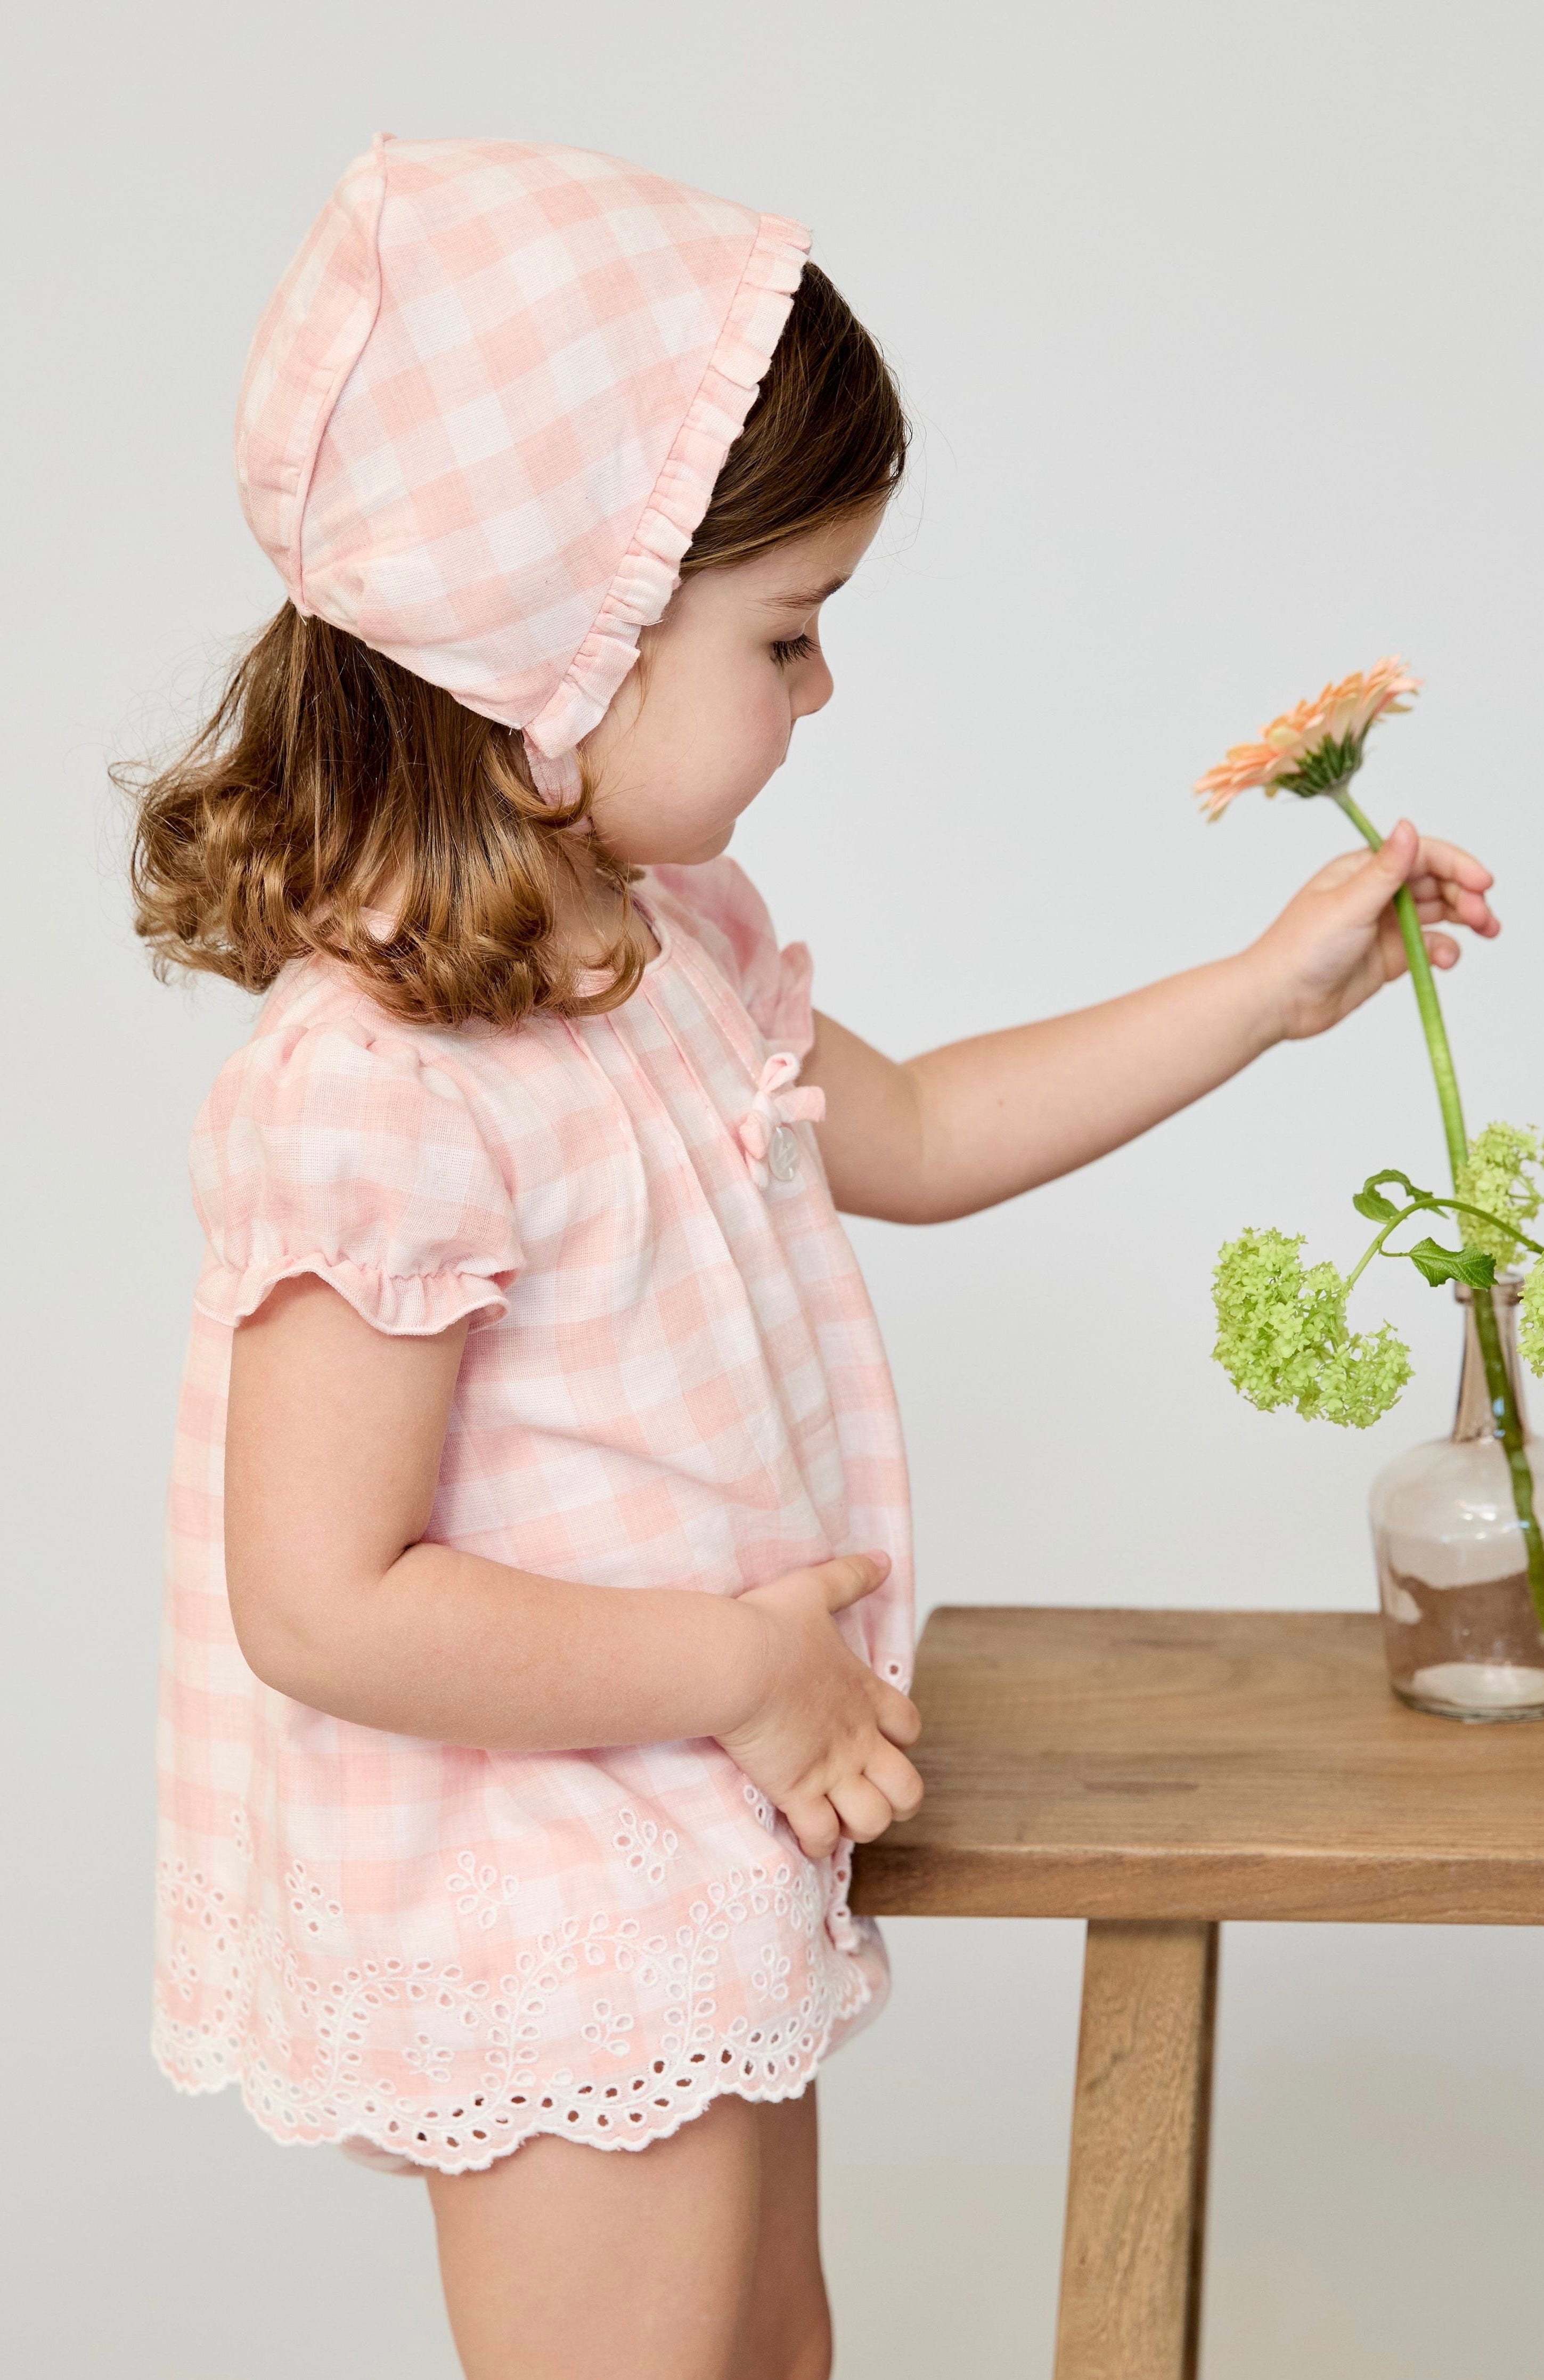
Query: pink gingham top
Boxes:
[{"xmin": 153, "ymin": 860, "xmax": 913, "ymax": 2171}]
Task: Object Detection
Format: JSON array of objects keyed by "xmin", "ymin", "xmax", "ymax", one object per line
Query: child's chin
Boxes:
[
  {"xmin": 611, "ymin": 784, "xmax": 754, "ymax": 867},
  {"xmin": 637, "ymin": 824, "xmax": 737, "ymax": 866}
]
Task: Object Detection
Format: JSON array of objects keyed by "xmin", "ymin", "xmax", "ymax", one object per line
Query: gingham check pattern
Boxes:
[
  {"xmin": 235, "ymin": 137, "xmax": 810, "ymax": 793},
  {"xmin": 153, "ymin": 861, "xmax": 913, "ymax": 2171}
]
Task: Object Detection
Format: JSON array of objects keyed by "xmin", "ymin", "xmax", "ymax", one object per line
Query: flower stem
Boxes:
[
  {"xmin": 1346, "ymin": 1198, "xmax": 1544, "ymax": 1292},
  {"xmin": 1331, "ymin": 785, "xmax": 1544, "ymax": 1624},
  {"xmin": 1345, "ymin": 1202, "xmax": 1426, "ymax": 1291},
  {"xmin": 1431, "ymin": 1201, "xmax": 1544, "ymax": 1259},
  {"xmin": 1333, "ymin": 791, "xmax": 1468, "ymax": 1176}
]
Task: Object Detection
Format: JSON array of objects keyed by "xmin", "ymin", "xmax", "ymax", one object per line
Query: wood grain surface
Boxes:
[
  {"xmin": 851, "ymin": 1608, "xmax": 1544, "ymax": 1923},
  {"xmin": 1053, "ymin": 1921, "xmax": 1217, "ymax": 2380}
]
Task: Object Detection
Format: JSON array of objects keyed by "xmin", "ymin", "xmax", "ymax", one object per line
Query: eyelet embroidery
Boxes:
[
  {"xmin": 446, "ymin": 1853, "xmax": 522, "ymax": 1932},
  {"xmin": 152, "ymin": 1813, "xmax": 880, "ymax": 2170},
  {"xmin": 612, "ymin": 1807, "xmax": 680, "ymax": 1887}
]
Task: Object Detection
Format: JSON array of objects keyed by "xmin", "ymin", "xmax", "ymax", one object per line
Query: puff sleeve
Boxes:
[
  {"xmin": 654, "ymin": 858, "xmax": 816, "ymax": 1059},
  {"xmin": 741, "ymin": 932, "xmax": 815, "ymax": 1062},
  {"xmin": 189, "ymin": 1016, "xmax": 521, "ymax": 1336}
]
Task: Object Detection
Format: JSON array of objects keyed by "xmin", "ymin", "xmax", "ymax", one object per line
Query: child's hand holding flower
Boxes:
[
  {"xmin": 1247, "ymin": 821, "xmax": 1500, "ymax": 1042},
  {"xmin": 1199, "ymin": 657, "xmax": 1544, "ymax": 1618}
]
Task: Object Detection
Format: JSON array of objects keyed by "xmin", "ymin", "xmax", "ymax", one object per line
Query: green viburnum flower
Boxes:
[
  {"xmin": 1456, "ymin": 1121, "xmax": 1543, "ymax": 1266},
  {"xmin": 1212, "ymin": 1227, "xmax": 1412, "ymax": 1429},
  {"xmin": 1521, "ymin": 1265, "xmax": 1544, "ymax": 1379}
]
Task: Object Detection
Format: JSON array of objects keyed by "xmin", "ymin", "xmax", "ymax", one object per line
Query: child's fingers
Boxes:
[
  {"xmin": 1408, "ymin": 877, "xmax": 1500, "ymax": 935},
  {"xmin": 1386, "ymin": 923, "xmax": 1460, "ymax": 974},
  {"xmin": 1378, "ymin": 914, "xmax": 1463, "ymax": 977},
  {"xmin": 784, "ymin": 1791, "xmax": 842, "ymax": 1861},
  {"xmin": 815, "ymin": 1551, "xmax": 892, "ymax": 1612},
  {"xmin": 1337, "ymin": 819, "xmax": 1420, "ymax": 922},
  {"xmin": 1411, "ymin": 834, "xmax": 1493, "ymax": 891},
  {"xmin": 1407, "ymin": 835, "xmax": 1500, "ymax": 933},
  {"xmin": 1340, "ymin": 824, "xmax": 1499, "ymax": 939},
  {"xmin": 827, "ymin": 1773, "xmax": 895, "ymax": 1844},
  {"xmin": 873, "ymin": 1681, "xmax": 921, "ymax": 1747},
  {"xmin": 1408, "ymin": 890, "xmax": 1494, "ymax": 933},
  {"xmin": 865, "ymin": 1738, "xmax": 925, "ymax": 1821}
]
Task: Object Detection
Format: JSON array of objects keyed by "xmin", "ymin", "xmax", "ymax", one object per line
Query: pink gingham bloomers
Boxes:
[{"xmin": 153, "ymin": 861, "xmax": 914, "ymax": 2171}]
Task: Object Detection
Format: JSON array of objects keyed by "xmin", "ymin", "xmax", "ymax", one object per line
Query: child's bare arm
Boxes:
[
  {"xmin": 807, "ymin": 824, "xmax": 1498, "ymax": 1225},
  {"xmin": 224, "ymin": 1276, "xmax": 921, "ymax": 1857}
]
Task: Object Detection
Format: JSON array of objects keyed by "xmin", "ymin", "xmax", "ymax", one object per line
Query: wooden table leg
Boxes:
[{"xmin": 1053, "ymin": 1919, "xmax": 1219, "ymax": 2380}]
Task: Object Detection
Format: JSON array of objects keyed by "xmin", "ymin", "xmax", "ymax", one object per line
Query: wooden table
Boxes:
[{"xmin": 849, "ymin": 1608, "xmax": 1544, "ymax": 2380}]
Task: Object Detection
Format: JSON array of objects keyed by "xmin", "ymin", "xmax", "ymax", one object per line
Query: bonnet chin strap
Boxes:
[{"xmin": 525, "ymin": 744, "xmax": 584, "ymax": 807}]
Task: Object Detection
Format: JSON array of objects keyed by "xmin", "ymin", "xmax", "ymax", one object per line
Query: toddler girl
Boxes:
[{"xmin": 138, "ymin": 135, "xmax": 1498, "ymax": 2380}]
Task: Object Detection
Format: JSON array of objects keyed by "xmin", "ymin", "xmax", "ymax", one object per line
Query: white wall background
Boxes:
[{"xmin": 9, "ymin": 3, "xmax": 1544, "ymax": 2371}]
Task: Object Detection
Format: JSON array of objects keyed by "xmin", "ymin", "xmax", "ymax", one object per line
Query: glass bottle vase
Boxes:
[{"xmin": 1370, "ymin": 1278, "xmax": 1544, "ymax": 1719}]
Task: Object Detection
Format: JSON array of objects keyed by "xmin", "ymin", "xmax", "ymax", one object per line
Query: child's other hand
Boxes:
[
  {"xmin": 718, "ymin": 1553, "xmax": 922, "ymax": 1861},
  {"xmin": 1249, "ymin": 820, "xmax": 1499, "ymax": 1042}
]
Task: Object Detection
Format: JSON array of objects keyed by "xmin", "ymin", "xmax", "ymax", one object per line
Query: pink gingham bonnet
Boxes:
[{"xmin": 234, "ymin": 135, "xmax": 811, "ymax": 799}]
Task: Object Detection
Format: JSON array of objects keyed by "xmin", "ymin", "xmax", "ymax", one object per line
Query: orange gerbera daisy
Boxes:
[{"xmin": 1196, "ymin": 658, "xmax": 1420, "ymax": 820}]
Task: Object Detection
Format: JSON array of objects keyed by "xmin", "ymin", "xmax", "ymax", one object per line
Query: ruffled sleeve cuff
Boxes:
[
  {"xmin": 193, "ymin": 1251, "xmax": 516, "ymax": 1337},
  {"xmin": 190, "ymin": 1016, "xmax": 524, "ymax": 1341}
]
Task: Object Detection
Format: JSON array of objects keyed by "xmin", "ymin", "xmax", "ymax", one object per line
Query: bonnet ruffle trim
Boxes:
[{"xmin": 520, "ymin": 212, "xmax": 812, "ymax": 788}]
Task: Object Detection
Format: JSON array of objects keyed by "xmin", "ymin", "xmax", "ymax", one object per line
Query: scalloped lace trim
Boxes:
[{"xmin": 152, "ymin": 1806, "xmax": 879, "ymax": 2175}]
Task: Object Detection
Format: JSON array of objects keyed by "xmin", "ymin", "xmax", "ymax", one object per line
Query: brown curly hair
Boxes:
[{"xmin": 125, "ymin": 264, "xmax": 908, "ymax": 1031}]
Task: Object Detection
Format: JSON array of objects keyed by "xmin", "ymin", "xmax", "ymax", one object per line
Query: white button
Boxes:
[{"xmin": 767, "ymin": 1124, "xmax": 802, "ymax": 1184}]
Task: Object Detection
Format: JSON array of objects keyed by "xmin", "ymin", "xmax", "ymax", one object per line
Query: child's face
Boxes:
[{"xmin": 580, "ymin": 506, "xmax": 885, "ymax": 865}]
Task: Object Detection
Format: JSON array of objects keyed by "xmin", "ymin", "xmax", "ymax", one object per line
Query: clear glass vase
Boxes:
[{"xmin": 1371, "ymin": 1277, "xmax": 1544, "ymax": 1720}]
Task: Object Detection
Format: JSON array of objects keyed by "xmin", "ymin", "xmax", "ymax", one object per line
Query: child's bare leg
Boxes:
[
  {"xmin": 426, "ymin": 2091, "xmax": 762, "ymax": 2380},
  {"xmin": 738, "ymin": 2088, "xmax": 831, "ymax": 2380}
]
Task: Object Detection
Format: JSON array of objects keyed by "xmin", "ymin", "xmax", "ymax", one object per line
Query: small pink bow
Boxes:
[{"xmin": 738, "ymin": 1051, "xmax": 826, "ymax": 1191}]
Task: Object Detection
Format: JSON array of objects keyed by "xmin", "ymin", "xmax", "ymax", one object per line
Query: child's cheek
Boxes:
[{"xmin": 733, "ymin": 672, "xmax": 794, "ymax": 781}]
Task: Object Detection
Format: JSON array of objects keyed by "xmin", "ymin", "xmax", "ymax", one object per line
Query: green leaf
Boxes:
[
  {"xmin": 1402, "ymin": 1237, "xmax": 1498, "ymax": 1290},
  {"xmin": 1353, "ymin": 1189, "xmax": 1400, "ymax": 1223},
  {"xmin": 1361, "ymin": 1167, "xmax": 1429, "ymax": 1207}
]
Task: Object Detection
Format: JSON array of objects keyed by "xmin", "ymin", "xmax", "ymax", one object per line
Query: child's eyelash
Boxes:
[{"xmin": 771, "ymin": 632, "xmax": 818, "ymax": 666}]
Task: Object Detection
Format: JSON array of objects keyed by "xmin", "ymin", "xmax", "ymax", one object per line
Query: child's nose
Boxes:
[{"xmin": 793, "ymin": 654, "xmax": 835, "ymax": 721}]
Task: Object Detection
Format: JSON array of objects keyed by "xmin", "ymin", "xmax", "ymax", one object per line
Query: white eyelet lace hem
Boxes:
[{"xmin": 152, "ymin": 1824, "xmax": 887, "ymax": 2175}]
